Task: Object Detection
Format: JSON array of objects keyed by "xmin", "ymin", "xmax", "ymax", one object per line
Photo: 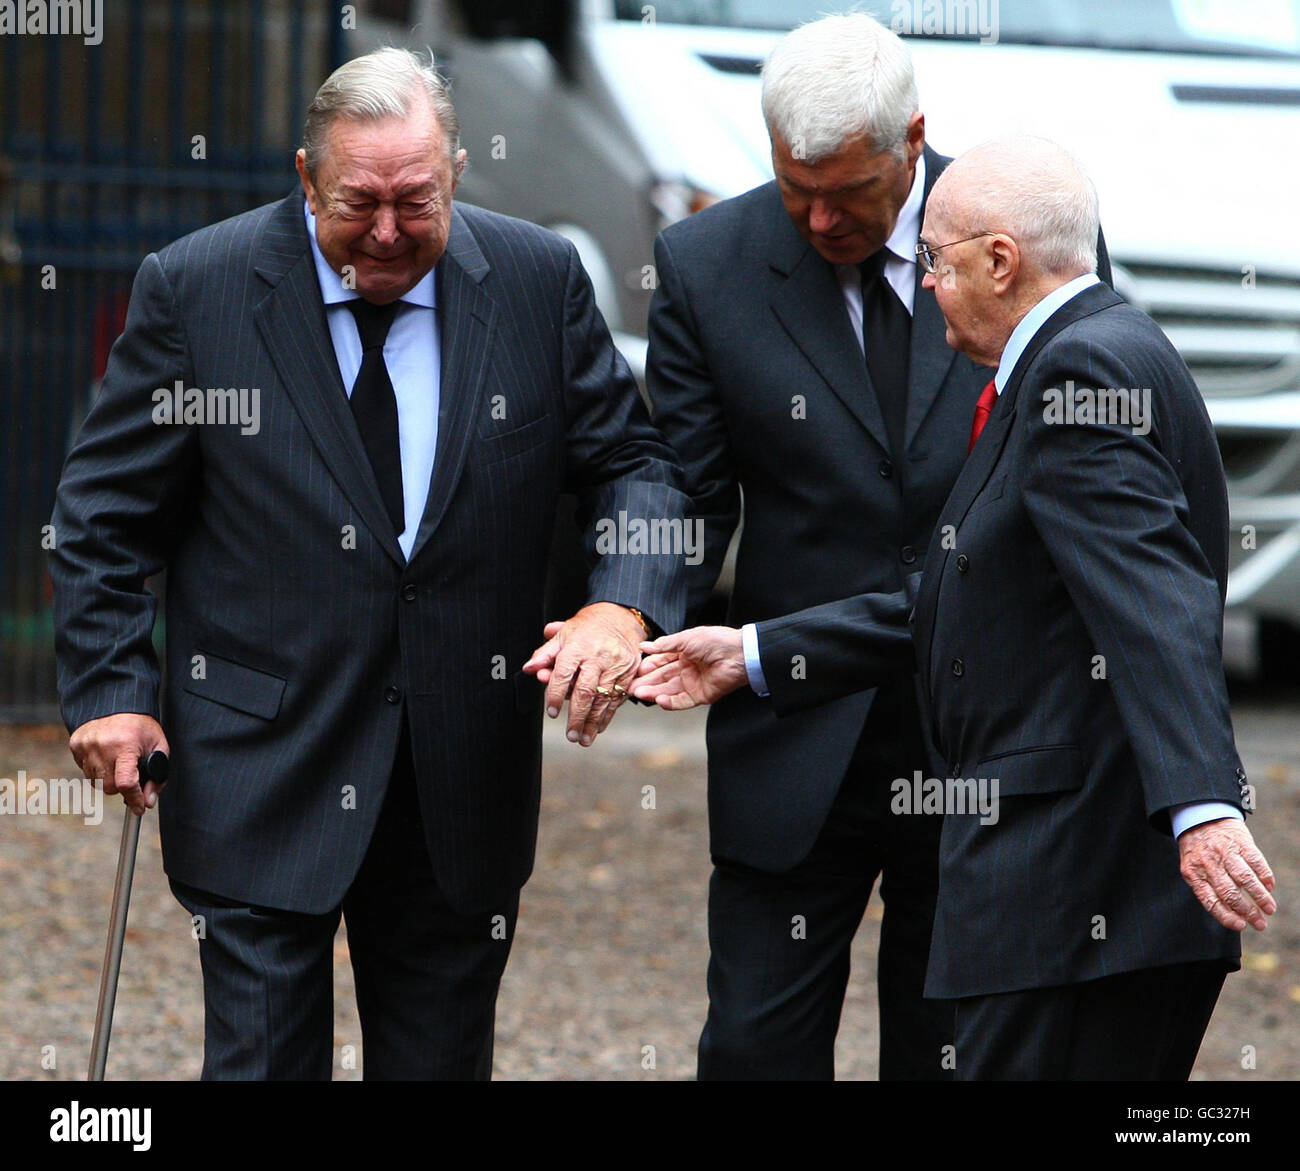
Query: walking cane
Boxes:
[{"xmin": 88, "ymin": 749, "xmax": 169, "ymax": 1081}]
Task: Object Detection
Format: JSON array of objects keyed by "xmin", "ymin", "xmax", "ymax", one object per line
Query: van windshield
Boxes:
[{"xmin": 613, "ymin": 0, "xmax": 1300, "ymax": 58}]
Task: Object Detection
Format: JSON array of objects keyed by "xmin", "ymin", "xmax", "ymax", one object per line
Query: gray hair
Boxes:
[
  {"xmin": 761, "ymin": 13, "xmax": 919, "ymax": 163},
  {"xmin": 302, "ymin": 47, "xmax": 462, "ymax": 177},
  {"xmin": 929, "ymin": 136, "xmax": 1099, "ymax": 275}
]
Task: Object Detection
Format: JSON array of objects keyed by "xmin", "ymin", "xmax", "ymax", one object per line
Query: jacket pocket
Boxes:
[
  {"xmin": 478, "ymin": 414, "xmax": 552, "ymax": 465},
  {"xmin": 182, "ymin": 651, "xmax": 287, "ymax": 720},
  {"xmin": 966, "ymin": 474, "xmax": 1007, "ymax": 511},
  {"xmin": 975, "ymin": 743, "xmax": 1081, "ymax": 796}
]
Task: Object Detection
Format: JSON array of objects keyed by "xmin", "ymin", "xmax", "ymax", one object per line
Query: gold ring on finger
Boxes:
[{"xmin": 596, "ymin": 686, "xmax": 612, "ymax": 696}]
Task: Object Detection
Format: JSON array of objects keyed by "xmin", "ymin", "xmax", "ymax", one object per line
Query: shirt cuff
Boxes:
[
  {"xmin": 1170, "ymin": 801, "xmax": 1244, "ymax": 839},
  {"xmin": 741, "ymin": 623, "xmax": 770, "ymax": 698}
]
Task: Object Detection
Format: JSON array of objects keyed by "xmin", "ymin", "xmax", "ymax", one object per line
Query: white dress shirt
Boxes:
[{"xmin": 304, "ymin": 199, "xmax": 440, "ymax": 562}]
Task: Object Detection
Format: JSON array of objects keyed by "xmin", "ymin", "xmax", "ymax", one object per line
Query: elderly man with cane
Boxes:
[{"xmin": 53, "ymin": 46, "xmax": 688, "ymax": 1080}]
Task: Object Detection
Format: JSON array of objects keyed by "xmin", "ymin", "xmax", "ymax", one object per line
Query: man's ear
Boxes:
[
  {"xmin": 905, "ymin": 111, "xmax": 925, "ymax": 167},
  {"xmin": 988, "ymin": 233, "xmax": 1019, "ymax": 291},
  {"xmin": 452, "ymin": 147, "xmax": 468, "ymax": 188},
  {"xmin": 295, "ymin": 149, "xmax": 318, "ymax": 214}
]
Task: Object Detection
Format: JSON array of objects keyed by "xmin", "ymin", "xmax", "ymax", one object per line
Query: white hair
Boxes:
[
  {"xmin": 930, "ymin": 136, "xmax": 1100, "ymax": 275},
  {"xmin": 302, "ymin": 47, "xmax": 461, "ymax": 176},
  {"xmin": 761, "ymin": 13, "xmax": 919, "ymax": 162}
]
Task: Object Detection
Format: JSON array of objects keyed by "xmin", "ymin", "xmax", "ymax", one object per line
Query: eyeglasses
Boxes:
[{"xmin": 914, "ymin": 232, "xmax": 997, "ymax": 274}]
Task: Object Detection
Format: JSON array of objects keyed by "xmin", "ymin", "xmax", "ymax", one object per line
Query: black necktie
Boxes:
[
  {"xmin": 859, "ymin": 248, "xmax": 911, "ymax": 460},
  {"xmin": 346, "ymin": 299, "xmax": 405, "ymax": 537}
]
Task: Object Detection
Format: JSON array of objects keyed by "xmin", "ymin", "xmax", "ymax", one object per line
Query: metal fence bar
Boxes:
[{"xmin": 1, "ymin": 0, "xmax": 334, "ymax": 721}]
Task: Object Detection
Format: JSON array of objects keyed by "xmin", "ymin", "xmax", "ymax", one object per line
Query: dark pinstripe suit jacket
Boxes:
[
  {"xmin": 51, "ymin": 191, "xmax": 689, "ymax": 915},
  {"xmin": 755, "ymin": 283, "xmax": 1247, "ymax": 996}
]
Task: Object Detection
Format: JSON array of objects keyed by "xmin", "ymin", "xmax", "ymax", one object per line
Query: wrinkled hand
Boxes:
[
  {"xmin": 522, "ymin": 602, "xmax": 646, "ymax": 746},
  {"xmin": 69, "ymin": 712, "xmax": 170, "ymax": 816},
  {"xmin": 629, "ymin": 626, "xmax": 748, "ymax": 710},
  {"xmin": 1178, "ymin": 818, "xmax": 1277, "ymax": 931}
]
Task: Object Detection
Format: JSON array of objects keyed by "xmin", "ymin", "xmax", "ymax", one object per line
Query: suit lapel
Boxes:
[
  {"xmin": 407, "ymin": 207, "xmax": 497, "ymax": 564},
  {"xmin": 766, "ymin": 194, "xmax": 892, "ymax": 454},
  {"xmin": 931, "ymin": 396, "xmax": 1016, "ymax": 542},
  {"xmin": 253, "ymin": 192, "xmax": 406, "ymax": 567},
  {"xmin": 913, "ymin": 280, "xmax": 1126, "ymax": 683},
  {"xmin": 914, "ymin": 396, "xmax": 1015, "ymax": 689},
  {"xmin": 905, "ymin": 278, "xmax": 958, "ymax": 451},
  {"xmin": 903, "ymin": 148, "xmax": 959, "ymax": 452}
]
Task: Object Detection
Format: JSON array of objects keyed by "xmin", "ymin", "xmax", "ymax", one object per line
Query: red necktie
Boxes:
[{"xmin": 968, "ymin": 379, "xmax": 997, "ymax": 453}]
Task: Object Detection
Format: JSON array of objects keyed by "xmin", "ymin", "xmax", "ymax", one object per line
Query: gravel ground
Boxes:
[{"xmin": 1, "ymin": 683, "xmax": 1297, "ymax": 1082}]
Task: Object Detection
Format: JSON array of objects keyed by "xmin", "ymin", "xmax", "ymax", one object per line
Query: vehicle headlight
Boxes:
[{"xmin": 650, "ymin": 181, "xmax": 722, "ymax": 229}]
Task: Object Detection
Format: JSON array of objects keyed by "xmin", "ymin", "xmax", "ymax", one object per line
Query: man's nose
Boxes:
[
  {"xmin": 808, "ymin": 198, "xmax": 840, "ymax": 235},
  {"xmin": 370, "ymin": 205, "xmax": 400, "ymax": 246},
  {"xmin": 921, "ymin": 268, "xmax": 936, "ymax": 290}
]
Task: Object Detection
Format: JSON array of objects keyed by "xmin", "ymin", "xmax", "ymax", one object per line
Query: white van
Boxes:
[{"xmin": 364, "ymin": 0, "xmax": 1300, "ymax": 672}]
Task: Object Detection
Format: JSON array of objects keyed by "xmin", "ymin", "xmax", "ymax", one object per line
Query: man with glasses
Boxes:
[
  {"xmin": 646, "ymin": 12, "xmax": 1112, "ymax": 1080},
  {"xmin": 637, "ymin": 135, "xmax": 1271, "ymax": 1079}
]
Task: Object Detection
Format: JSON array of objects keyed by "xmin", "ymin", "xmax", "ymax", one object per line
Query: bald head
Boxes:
[
  {"xmin": 928, "ymin": 136, "xmax": 1098, "ymax": 278},
  {"xmin": 919, "ymin": 136, "xmax": 1100, "ymax": 366}
]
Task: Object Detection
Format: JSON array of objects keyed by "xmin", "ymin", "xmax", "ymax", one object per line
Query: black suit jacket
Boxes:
[
  {"xmin": 756, "ymin": 283, "xmax": 1247, "ymax": 996},
  {"xmin": 50, "ymin": 191, "xmax": 689, "ymax": 915},
  {"xmin": 913, "ymin": 282, "xmax": 1244, "ymax": 996},
  {"xmin": 647, "ymin": 147, "xmax": 1110, "ymax": 872}
]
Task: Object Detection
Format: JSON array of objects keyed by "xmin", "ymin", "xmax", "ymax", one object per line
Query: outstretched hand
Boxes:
[
  {"xmin": 523, "ymin": 602, "xmax": 646, "ymax": 746},
  {"xmin": 629, "ymin": 626, "xmax": 749, "ymax": 710}
]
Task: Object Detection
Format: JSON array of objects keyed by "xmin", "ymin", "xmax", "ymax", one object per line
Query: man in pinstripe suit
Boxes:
[
  {"xmin": 50, "ymin": 48, "xmax": 688, "ymax": 1079},
  {"xmin": 635, "ymin": 136, "xmax": 1277, "ymax": 1078}
]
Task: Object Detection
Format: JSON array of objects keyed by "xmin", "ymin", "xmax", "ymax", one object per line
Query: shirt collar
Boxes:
[
  {"xmin": 994, "ymin": 271, "xmax": 1101, "ymax": 394},
  {"xmin": 303, "ymin": 197, "xmax": 437, "ymax": 309},
  {"xmin": 885, "ymin": 151, "xmax": 925, "ymax": 264}
]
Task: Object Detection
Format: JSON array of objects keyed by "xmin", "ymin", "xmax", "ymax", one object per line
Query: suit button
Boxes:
[
  {"xmin": 402, "ymin": 584, "xmax": 417, "ymax": 602},
  {"xmin": 951, "ymin": 658, "xmax": 964, "ymax": 677},
  {"xmin": 879, "ymin": 458, "xmax": 893, "ymax": 479},
  {"xmin": 384, "ymin": 685, "xmax": 402, "ymax": 704},
  {"xmin": 901, "ymin": 545, "xmax": 916, "ymax": 564},
  {"xmin": 950, "ymin": 762, "xmax": 960, "ymax": 777},
  {"xmin": 956, "ymin": 554, "xmax": 969, "ymax": 573}
]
